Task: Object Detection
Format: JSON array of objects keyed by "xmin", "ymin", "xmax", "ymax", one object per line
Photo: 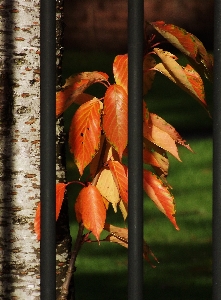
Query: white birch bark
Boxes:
[{"xmin": 0, "ymin": 0, "xmax": 71, "ymax": 298}]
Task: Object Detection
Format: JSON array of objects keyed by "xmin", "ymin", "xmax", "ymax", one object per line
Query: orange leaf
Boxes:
[
  {"xmin": 56, "ymin": 71, "xmax": 109, "ymax": 117},
  {"xmin": 150, "ymin": 21, "xmax": 213, "ymax": 81},
  {"xmin": 143, "ymin": 112, "xmax": 192, "ymax": 161},
  {"xmin": 103, "ymin": 84, "xmax": 128, "ymax": 158},
  {"xmin": 107, "ymin": 160, "xmax": 128, "ymax": 204},
  {"xmin": 143, "ymin": 114, "xmax": 180, "ymax": 161},
  {"xmin": 143, "ymin": 170, "xmax": 179, "ymax": 230},
  {"xmin": 143, "ymin": 139, "xmax": 169, "ymax": 179},
  {"xmin": 90, "ymin": 138, "xmax": 120, "ymax": 178},
  {"xmin": 151, "ymin": 21, "xmax": 198, "ymax": 59},
  {"xmin": 153, "ymin": 49, "xmax": 208, "ymax": 114},
  {"xmin": 150, "ymin": 113, "xmax": 192, "ymax": 151},
  {"xmin": 34, "ymin": 183, "xmax": 67, "ymax": 241},
  {"xmin": 113, "ymin": 54, "xmax": 128, "ymax": 93},
  {"xmin": 75, "ymin": 185, "xmax": 106, "ymax": 240},
  {"xmin": 69, "ymin": 98, "xmax": 102, "ymax": 175}
]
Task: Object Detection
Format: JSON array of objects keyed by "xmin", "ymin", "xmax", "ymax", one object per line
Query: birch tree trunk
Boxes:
[{"xmin": 0, "ymin": 0, "xmax": 72, "ymax": 298}]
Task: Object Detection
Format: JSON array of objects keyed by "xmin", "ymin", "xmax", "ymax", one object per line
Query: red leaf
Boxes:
[
  {"xmin": 107, "ymin": 160, "xmax": 128, "ymax": 204},
  {"xmin": 113, "ymin": 54, "xmax": 128, "ymax": 93},
  {"xmin": 56, "ymin": 71, "xmax": 109, "ymax": 117},
  {"xmin": 151, "ymin": 21, "xmax": 198, "ymax": 59},
  {"xmin": 69, "ymin": 98, "xmax": 102, "ymax": 175},
  {"xmin": 103, "ymin": 84, "xmax": 128, "ymax": 158},
  {"xmin": 34, "ymin": 183, "xmax": 67, "ymax": 241},
  {"xmin": 143, "ymin": 170, "xmax": 179, "ymax": 230},
  {"xmin": 75, "ymin": 185, "xmax": 106, "ymax": 240}
]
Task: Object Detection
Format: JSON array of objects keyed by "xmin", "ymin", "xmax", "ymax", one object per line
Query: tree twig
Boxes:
[{"xmin": 58, "ymin": 222, "xmax": 84, "ymax": 300}]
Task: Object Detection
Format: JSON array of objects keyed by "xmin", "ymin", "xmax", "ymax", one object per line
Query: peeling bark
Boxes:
[{"xmin": 0, "ymin": 0, "xmax": 71, "ymax": 298}]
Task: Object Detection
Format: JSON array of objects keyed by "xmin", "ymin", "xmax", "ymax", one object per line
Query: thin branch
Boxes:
[{"xmin": 58, "ymin": 222, "xmax": 84, "ymax": 300}]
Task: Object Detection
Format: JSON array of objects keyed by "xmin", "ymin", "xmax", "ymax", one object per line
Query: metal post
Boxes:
[
  {"xmin": 213, "ymin": 0, "xmax": 221, "ymax": 299},
  {"xmin": 128, "ymin": 0, "xmax": 144, "ymax": 299},
  {"xmin": 40, "ymin": 0, "xmax": 56, "ymax": 298}
]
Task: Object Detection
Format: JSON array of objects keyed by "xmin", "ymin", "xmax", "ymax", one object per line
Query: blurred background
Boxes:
[
  {"xmin": 62, "ymin": 1, "xmax": 213, "ymax": 299},
  {"xmin": 64, "ymin": 0, "xmax": 214, "ymax": 52}
]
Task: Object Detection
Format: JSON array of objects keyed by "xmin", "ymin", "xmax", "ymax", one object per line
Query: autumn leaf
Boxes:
[
  {"xmin": 103, "ymin": 223, "xmax": 158, "ymax": 266},
  {"xmin": 96, "ymin": 168, "xmax": 120, "ymax": 212},
  {"xmin": 143, "ymin": 170, "xmax": 179, "ymax": 230},
  {"xmin": 90, "ymin": 138, "xmax": 120, "ymax": 178},
  {"xmin": 75, "ymin": 185, "xmax": 106, "ymax": 241},
  {"xmin": 150, "ymin": 113, "xmax": 192, "ymax": 151},
  {"xmin": 69, "ymin": 98, "xmax": 102, "ymax": 176},
  {"xmin": 143, "ymin": 111, "xmax": 192, "ymax": 161},
  {"xmin": 56, "ymin": 71, "xmax": 109, "ymax": 117},
  {"xmin": 103, "ymin": 84, "xmax": 128, "ymax": 158},
  {"xmin": 119, "ymin": 199, "xmax": 128, "ymax": 220},
  {"xmin": 113, "ymin": 53, "xmax": 156, "ymax": 96},
  {"xmin": 150, "ymin": 21, "xmax": 213, "ymax": 81},
  {"xmin": 107, "ymin": 160, "xmax": 128, "ymax": 204},
  {"xmin": 152, "ymin": 48, "xmax": 209, "ymax": 114},
  {"xmin": 34, "ymin": 183, "xmax": 68, "ymax": 241},
  {"xmin": 143, "ymin": 139, "xmax": 169, "ymax": 179},
  {"xmin": 143, "ymin": 114, "xmax": 180, "ymax": 161},
  {"xmin": 113, "ymin": 54, "xmax": 128, "ymax": 93}
]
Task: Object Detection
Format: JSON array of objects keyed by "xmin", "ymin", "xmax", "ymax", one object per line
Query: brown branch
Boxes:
[{"xmin": 58, "ymin": 222, "xmax": 84, "ymax": 300}]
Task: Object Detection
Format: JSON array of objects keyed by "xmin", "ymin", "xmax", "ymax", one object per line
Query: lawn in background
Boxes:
[{"xmin": 62, "ymin": 51, "xmax": 212, "ymax": 299}]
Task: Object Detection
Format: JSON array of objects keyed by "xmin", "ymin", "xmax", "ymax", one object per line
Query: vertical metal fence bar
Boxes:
[
  {"xmin": 128, "ymin": 0, "xmax": 144, "ymax": 299},
  {"xmin": 213, "ymin": 0, "xmax": 221, "ymax": 299},
  {"xmin": 40, "ymin": 0, "xmax": 56, "ymax": 298}
]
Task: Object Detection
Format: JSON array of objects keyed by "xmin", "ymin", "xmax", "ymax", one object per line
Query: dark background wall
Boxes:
[{"xmin": 64, "ymin": 0, "xmax": 214, "ymax": 52}]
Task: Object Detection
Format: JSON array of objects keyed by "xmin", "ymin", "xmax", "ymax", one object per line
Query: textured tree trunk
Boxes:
[{"xmin": 0, "ymin": 0, "xmax": 71, "ymax": 298}]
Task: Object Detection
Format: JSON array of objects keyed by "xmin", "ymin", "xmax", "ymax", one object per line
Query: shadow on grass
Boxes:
[{"xmin": 72, "ymin": 240, "xmax": 211, "ymax": 300}]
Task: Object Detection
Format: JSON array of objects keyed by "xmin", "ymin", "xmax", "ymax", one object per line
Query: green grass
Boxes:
[
  {"xmin": 62, "ymin": 51, "xmax": 212, "ymax": 299},
  {"xmin": 66, "ymin": 138, "xmax": 212, "ymax": 300}
]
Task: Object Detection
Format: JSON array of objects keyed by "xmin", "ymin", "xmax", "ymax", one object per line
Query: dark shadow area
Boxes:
[{"xmin": 71, "ymin": 240, "xmax": 211, "ymax": 300}]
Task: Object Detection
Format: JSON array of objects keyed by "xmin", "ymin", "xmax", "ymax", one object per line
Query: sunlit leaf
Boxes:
[
  {"xmin": 34, "ymin": 183, "xmax": 68, "ymax": 241},
  {"xmin": 96, "ymin": 168, "xmax": 120, "ymax": 212},
  {"xmin": 150, "ymin": 21, "xmax": 213, "ymax": 81},
  {"xmin": 90, "ymin": 138, "xmax": 120, "ymax": 178},
  {"xmin": 69, "ymin": 98, "xmax": 102, "ymax": 175},
  {"xmin": 143, "ymin": 170, "xmax": 179, "ymax": 230},
  {"xmin": 143, "ymin": 139, "xmax": 169, "ymax": 179},
  {"xmin": 107, "ymin": 160, "xmax": 128, "ymax": 204},
  {"xmin": 153, "ymin": 48, "xmax": 209, "ymax": 114},
  {"xmin": 75, "ymin": 185, "xmax": 106, "ymax": 241},
  {"xmin": 119, "ymin": 199, "xmax": 128, "ymax": 220},
  {"xmin": 56, "ymin": 71, "xmax": 109, "ymax": 117},
  {"xmin": 103, "ymin": 84, "xmax": 128, "ymax": 158},
  {"xmin": 143, "ymin": 113, "xmax": 180, "ymax": 161},
  {"xmin": 113, "ymin": 54, "xmax": 128, "ymax": 93}
]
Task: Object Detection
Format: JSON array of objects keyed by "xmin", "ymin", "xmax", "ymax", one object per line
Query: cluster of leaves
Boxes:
[{"xmin": 34, "ymin": 21, "xmax": 212, "ymax": 263}]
